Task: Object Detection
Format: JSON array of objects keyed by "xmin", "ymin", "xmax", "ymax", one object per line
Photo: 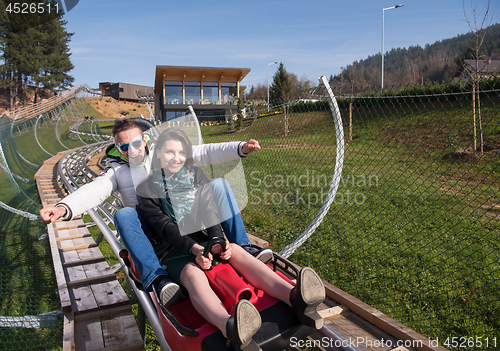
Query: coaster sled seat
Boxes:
[{"xmin": 120, "ymin": 238, "xmax": 316, "ymax": 351}]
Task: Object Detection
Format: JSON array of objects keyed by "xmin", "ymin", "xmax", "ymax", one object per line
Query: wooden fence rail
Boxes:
[{"xmin": 6, "ymin": 85, "xmax": 88, "ymax": 125}]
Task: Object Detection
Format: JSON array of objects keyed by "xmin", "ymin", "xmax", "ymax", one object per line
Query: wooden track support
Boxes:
[
  {"xmin": 313, "ymin": 280, "xmax": 449, "ymax": 351},
  {"xmin": 35, "ymin": 151, "xmax": 144, "ymax": 351}
]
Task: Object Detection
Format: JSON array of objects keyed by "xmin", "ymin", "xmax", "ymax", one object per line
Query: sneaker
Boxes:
[
  {"xmin": 242, "ymin": 245, "xmax": 274, "ymax": 264},
  {"xmin": 153, "ymin": 276, "xmax": 183, "ymax": 308}
]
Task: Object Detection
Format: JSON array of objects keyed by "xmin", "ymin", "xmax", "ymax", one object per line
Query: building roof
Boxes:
[
  {"xmin": 455, "ymin": 60, "xmax": 500, "ymax": 78},
  {"xmin": 99, "ymin": 82, "xmax": 153, "ymax": 88},
  {"xmin": 154, "ymin": 65, "xmax": 251, "ymax": 94}
]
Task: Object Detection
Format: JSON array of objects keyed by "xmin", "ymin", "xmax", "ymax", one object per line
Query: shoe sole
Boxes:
[
  {"xmin": 236, "ymin": 300, "xmax": 262, "ymax": 345},
  {"xmin": 299, "ymin": 268, "xmax": 325, "ymax": 329},
  {"xmin": 300, "ymin": 267, "xmax": 325, "ymax": 305},
  {"xmin": 255, "ymin": 249, "xmax": 273, "ymax": 264},
  {"xmin": 160, "ymin": 283, "xmax": 183, "ymax": 308}
]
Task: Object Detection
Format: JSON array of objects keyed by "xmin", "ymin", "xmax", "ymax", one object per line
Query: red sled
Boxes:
[{"xmin": 120, "ymin": 238, "xmax": 316, "ymax": 351}]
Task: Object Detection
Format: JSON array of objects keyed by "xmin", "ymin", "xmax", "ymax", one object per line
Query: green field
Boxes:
[
  {"xmin": 0, "ymin": 94, "xmax": 499, "ymax": 350},
  {"xmin": 199, "ymin": 99, "xmax": 500, "ymax": 344}
]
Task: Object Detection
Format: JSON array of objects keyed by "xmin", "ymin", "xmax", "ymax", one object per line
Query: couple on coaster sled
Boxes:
[{"xmin": 136, "ymin": 128, "xmax": 325, "ymax": 351}]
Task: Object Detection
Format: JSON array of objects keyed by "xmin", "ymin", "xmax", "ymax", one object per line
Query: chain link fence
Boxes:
[
  {"xmin": 201, "ymin": 76, "xmax": 500, "ymax": 349},
  {"xmin": 0, "ymin": 92, "xmax": 101, "ymax": 350},
  {"xmin": 0, "ymin": 76, "xmax": 498, "ymax": 350}
]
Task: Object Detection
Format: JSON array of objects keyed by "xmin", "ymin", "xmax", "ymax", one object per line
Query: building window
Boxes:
[
  {"xmin": 163, "ymin": 80, "xmax": 238, "ymax": 106},
  {"xmin": 165, "ymin": 111, "xmax": 186, "ymax": 121},
  {"xmin": 221, "ymin": 82, "xmax": 237, "ymax": 104},
  {"xmin": 196, "ymin": 109, "xmax": 227, "ymax": 122},
  {"xmin": 185, "ymin": 81, "xmax": 201, "ymax": 104},
  {"xmin": 203, "ymin": 82, "xmax": 219, "ymax": 104},
  {"xmin": 164, "ymin": 81, "xmax": 183, "ymax": 104}
]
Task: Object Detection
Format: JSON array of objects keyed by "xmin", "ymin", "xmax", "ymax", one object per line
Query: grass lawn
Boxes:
[
  {"xmin": 0, "ymin": 94, "xmax": 499, "ymax": 350},
  {"xmin": 198, "ymin": 103, "xmax": 500, "ymax": 345}
]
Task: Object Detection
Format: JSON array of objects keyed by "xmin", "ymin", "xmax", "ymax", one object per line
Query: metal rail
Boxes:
[
  {"xmin": 54, "ymin": 141, "xmax": 369, "ymax": 351},
  {"xmin": 57, "ymin": 141, "xmax": 173, "ymax": 351}
]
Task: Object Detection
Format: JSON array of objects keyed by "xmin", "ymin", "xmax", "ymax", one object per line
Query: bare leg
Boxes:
[
  {"xmin": 229, "ymin": 244, "xmax": 325, "ymax": 329},
  {"xmin": 180, "ymin": 262, "xmax": 230, "ymax": 336},
  {"xmin": 228, "ymin": 244, "xmax": 293, "ymax": 306}
]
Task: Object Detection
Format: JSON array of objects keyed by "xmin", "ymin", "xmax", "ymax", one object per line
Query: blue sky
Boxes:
[{"xmin": 63, "ymin": 0, "xmax": 499, "ymax": 90}]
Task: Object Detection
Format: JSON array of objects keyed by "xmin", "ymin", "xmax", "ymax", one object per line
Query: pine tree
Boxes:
[
  {"xmin": 269, "ymin": 63, "xmax": 292, "ymax": 105},
  {"xmin": 36, "ymin": 14, "xmax": 74, "ymax": 101},
  {"xmin": 17, "ymin": 26, "xmax": 43, "ymax": 105},
  {"xmin": 0, "ymin": 0, "xmax": 73, "ymax": 109}
]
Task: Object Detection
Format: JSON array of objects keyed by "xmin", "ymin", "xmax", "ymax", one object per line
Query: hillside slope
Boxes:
[
  {"xmin": 0, "ymin": 90, "xmax": 153, "ymax": 120},
  {"xmin": 85, "ymin": 97, "xmax": 152, "ymax": 119}
]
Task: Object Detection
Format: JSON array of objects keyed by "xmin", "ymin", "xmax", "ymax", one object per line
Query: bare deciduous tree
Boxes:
[{"xmin": 463, "ymin": 0, "xmax": 491, "ymax": 154}]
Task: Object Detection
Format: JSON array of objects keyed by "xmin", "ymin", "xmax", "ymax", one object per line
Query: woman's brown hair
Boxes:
[{"xmin": 154, "ymin": 128, "xmax": 194, "ymax": 169}]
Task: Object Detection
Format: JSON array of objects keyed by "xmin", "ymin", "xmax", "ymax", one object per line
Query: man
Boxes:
[{"xmin": 40, "ymin": 118, "xmax": 272, "ymax": 308}]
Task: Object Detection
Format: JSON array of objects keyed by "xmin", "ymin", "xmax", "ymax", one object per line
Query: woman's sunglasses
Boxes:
[{"xmin": 115, "ymin": 137, "xmax": 144, "ymax": 153}]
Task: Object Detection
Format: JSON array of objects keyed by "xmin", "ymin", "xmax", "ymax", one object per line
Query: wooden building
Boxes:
[
  {"xmin": 99, "ymin": 82, "xmax": 154, "ymax": 102},
  {"xmin": 154, "ymin": 65, "xmax": 251, "ymax": 121},
  {"xmin": 454, "ymin": 59, "xmax": 500, "ymax": 81}
]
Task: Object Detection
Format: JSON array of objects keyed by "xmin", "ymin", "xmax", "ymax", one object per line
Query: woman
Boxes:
[{"xmin": 136, "ymin": 128, "xmax": 325, "ymax": 351}]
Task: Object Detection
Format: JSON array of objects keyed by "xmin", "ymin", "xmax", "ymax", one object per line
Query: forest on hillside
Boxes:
[
  {"xmin": 329, "ymin": 22, "xmax": 500, "ymax": 88},
  {"xmin": 247, "ymin": 22, "xmax": 500, "ymax": 101}
]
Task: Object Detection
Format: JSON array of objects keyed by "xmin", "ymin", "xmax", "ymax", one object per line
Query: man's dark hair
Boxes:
[{"xmin": 112, "ymin": 118, "xmax": 143, "ymax": 137}]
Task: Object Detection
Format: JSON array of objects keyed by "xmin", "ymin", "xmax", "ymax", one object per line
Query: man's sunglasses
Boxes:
[{"xmin": 115, "ymin": 137, "xmax": 144, "ymax": 153}]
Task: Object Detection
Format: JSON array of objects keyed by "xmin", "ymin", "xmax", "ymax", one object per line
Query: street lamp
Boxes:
[
  {"xmin": 382, "ymin": 4, "xmax": 404, "ymax": 88},
  {"xmin": 267, "ymin": 61, "xmax": 280, "ymax": 111}
]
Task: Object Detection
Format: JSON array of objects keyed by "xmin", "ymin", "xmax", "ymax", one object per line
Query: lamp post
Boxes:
[
  {"xmin": 382, "ymin": 4, "xmax": 404, "ymax": 88},
  {"xmin": 267, "ymin": 61, "xmax": 280, "ymax": 111}
]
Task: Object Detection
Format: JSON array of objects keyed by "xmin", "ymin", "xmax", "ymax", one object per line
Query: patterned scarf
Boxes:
[{"xmin": 152, "ymin": 167, "xmax": 197, "ymax": 224}]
